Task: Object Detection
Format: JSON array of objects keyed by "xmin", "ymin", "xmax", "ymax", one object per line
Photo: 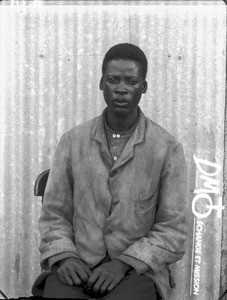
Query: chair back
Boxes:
[{"xmin": 34, "ymin": 169, "xmax": 50, "ymax": 202}]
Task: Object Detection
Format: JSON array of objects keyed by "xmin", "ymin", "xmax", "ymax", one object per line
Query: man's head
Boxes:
[
  {"xmin": 100, "ymin": 43, "xmax": 148, "ymax": 116},
  {"xmin": 102, "ymin": 43, "xmax": 148, "ymax": 80}
]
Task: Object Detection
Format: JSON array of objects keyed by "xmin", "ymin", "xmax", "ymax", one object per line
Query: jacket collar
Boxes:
[
  {"xmin": 91, "ymin": 106, "xmax": 147, "ymax": 170},
  {"xmin": 91, "ymin": 106, "xmax": 146, "ymax": 147}
]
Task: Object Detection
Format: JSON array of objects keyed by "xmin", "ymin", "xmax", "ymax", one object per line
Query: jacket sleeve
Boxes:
[
  {"xmin": 118, "ymin": 143, "xmax": 188, "ymax": 274},
  {"xmin": 38, "ymin": 133, "xmax": 79, "ymax": 270}
]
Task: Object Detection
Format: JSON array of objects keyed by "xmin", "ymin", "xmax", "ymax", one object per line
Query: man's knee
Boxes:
[
  {"xmin": 105, "ymin": 272, "xmax": 159, "ymax": 300},
  {"xmin": 43, "ymin": 273, "xmax": 88, "ymax": 299}
]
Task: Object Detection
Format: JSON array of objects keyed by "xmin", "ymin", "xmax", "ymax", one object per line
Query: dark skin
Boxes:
[
  {"xmin": 54, "ymin": 59, "xmax": 148, "ymax": 294},
  {"xmin": 100, "ymin": 59, "xmax": 147, "ymax": 132}
]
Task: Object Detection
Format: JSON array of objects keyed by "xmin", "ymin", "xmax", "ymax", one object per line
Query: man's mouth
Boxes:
[{"xmin": 113, "ymin": 98, "xmax": 129, "ymax": 105}]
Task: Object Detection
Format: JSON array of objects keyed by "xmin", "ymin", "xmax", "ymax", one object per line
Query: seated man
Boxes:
[{"xmin": 32, "ymin": 43, "xmax": 187, "ymax": 300}]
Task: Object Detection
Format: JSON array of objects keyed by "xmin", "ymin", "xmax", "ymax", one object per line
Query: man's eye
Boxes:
[
  {"xmin": 108, "ymin": 78, "xmax": 116, "ymax": 83},
  {"xmin": 128, "ymin": 80, "xmax": 137, "ymax": 85}
]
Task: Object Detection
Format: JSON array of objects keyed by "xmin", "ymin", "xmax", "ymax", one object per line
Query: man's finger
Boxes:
[
  {"xmin": 107, "ymin": 281, "xmax": 116, "ymax": 292},
  {"xmin": 65, "ymin": 274, "xmax": 74, "ymax": 286},
  {"xmin": 70, "ymin": 270, "xmax": 82, "ymax": 286},
  {"xmin": 99, "ymin": 278, "xmax": 112, "ymax": 293},
  {"xmin": 87, "ymin": 268, "xmax": 101, "ymax": 287},
  {"xmin": 83, "ymin": 265, "xmax": 92, "ymax": 276},
  {"xmin": 72, "ymin": 261, "xmax": 91, "ymax": 278},
  {"xmin": 75, "ymin": 265, "xmax": 89, "ymax": 283},
  {"xmin": 92, "ymin": 273, "xmax": 107, "ymax": 292},
  {"xmin": 57, "ymin": 270, "xmax": 73, "ymax": 286}
]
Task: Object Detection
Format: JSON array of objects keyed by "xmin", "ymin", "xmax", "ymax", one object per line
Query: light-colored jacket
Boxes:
[{"xmin": 38, "ymin": 107, "xmax": 187, "ymax": 299}]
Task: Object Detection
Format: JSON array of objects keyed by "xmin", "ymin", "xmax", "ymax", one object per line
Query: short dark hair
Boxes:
[{"xmin": 102, "ymin": 43, "xmax": 148, "ymax": 80}]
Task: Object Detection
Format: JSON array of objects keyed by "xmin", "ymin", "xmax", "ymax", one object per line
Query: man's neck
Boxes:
[{"xmin": 106, "ymin": 108, "xmax": 139, "ymax": 132}]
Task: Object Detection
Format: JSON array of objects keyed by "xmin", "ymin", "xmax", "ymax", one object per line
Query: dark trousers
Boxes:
[{"xmin": 43, "ymin": 269, "xmax": 159, "ymax": 300}]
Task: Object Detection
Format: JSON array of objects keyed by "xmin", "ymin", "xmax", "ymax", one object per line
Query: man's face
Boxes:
[{"xmin": 100, "ymin": 59, "xmax": 147, "ymax": 115}]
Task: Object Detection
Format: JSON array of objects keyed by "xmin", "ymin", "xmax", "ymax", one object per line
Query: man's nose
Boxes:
[{"xmin": 114, "ymin": 82, "xmax": 128, "ymax": 95}]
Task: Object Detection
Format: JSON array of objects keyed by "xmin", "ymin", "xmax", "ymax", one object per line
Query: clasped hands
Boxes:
[{"xmin": 53, "ymin": 257, "xmax": 131, "ymax": 296}]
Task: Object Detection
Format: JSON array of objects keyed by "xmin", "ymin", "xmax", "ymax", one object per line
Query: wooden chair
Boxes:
[
  {"xmin": 32, "ymin": 169, "xmax": 50, "ymax": 297},
  {"xmin": 34, "ymin": 169, "xmax": 50, "ymax": 201}
]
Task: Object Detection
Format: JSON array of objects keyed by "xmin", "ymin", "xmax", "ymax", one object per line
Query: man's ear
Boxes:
[
  {"xmin": 99, "ymin": 77, "xmax": 104, "ymax": 90},
  {"xmin": 142, "ymin": 80, "xmax": 148, "ymax": 94}
]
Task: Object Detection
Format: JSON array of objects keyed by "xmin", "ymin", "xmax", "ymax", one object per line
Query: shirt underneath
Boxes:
[{"xmin": 104, "ymin": 117, "xmax": 138, "ymax": 164}]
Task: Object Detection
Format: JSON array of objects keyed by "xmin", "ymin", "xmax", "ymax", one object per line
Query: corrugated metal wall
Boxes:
[
  {"xmin": 0, "ymin": 1, "xmax": 226, "ymax": 299},
  {"xmin": 221, "ymin": 68, "xmax": 227, "ymax": 300}
]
